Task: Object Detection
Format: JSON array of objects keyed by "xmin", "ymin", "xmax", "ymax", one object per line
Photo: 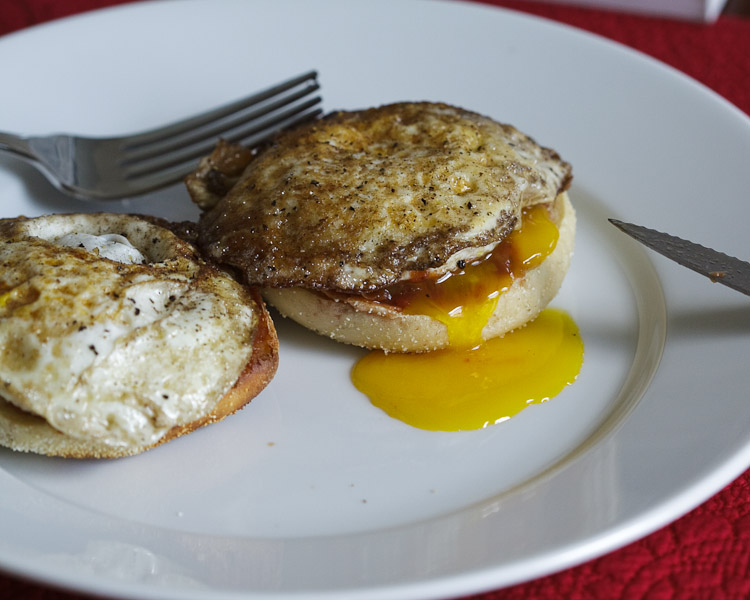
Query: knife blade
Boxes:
[{"xmin": 609, "ymin": 219, "xmax": 750, "ymax": 296}]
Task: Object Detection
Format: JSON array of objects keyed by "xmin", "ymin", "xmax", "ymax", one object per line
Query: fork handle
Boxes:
[{"xmin": 0, "ymin": 132, "xmax": 35, "ymax": 161}]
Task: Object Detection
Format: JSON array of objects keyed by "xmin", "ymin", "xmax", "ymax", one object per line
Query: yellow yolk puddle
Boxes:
[
  {"xmin": 351, "ymin": 204, "xmax": 583, "ymax": 431},
  {"xmin": 352, "ymin": 309, "xmax": 582, "ymax": 430}
]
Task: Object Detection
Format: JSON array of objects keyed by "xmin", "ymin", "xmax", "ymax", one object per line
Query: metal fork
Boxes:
[{"xmin": 0, "ymin": 71, "xmax": 321, "ymax": 201}]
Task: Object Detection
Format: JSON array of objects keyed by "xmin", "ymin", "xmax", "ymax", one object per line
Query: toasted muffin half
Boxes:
[
  {"xmin": 188, "ymin": 102, "xmax": 574, "ymax": 352},
  {"xmin": 0, "ymin": 213, "xmax": 278, "ymax": 458}
]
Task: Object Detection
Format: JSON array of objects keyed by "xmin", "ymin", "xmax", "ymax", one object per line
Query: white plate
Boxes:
[{"xmin": 1, "ymin": 1, "xmax": 749, "ymax": 598}]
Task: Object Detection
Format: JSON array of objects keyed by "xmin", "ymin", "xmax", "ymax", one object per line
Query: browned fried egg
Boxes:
[
  {"xmin": 185, "ymin": 102, "xmax": 582, "ymax": 432},
  {"xmin": 192, "ymin": 102, "xmax": 572, "ymax": 292}
]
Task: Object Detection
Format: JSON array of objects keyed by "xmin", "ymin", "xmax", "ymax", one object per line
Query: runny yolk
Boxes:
[
  {"xmin": 351, "ymin": 203, "xmax": 583, "ymax": 431},
  {"xmin": 351, "ymin": 309, "xmax": 582, "ymax": 430}
]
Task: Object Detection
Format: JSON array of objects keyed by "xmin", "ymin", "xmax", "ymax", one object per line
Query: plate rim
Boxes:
[{"xmin": 1, "ymin": 1, "xmax": 750, "ymax": 598}]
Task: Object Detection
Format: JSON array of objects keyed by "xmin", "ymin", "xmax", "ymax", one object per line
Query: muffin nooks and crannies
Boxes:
[
  {"xmin": 0, "ymin": 213, "xmax": 278, "ymax": 458},
  {"xmin": 188, "ymin": 102, "xmax": 575, "ymax": 352}
]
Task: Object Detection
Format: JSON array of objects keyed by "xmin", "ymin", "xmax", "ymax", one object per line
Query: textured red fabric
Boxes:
[
  {"xmin": 475, "ymin": 475, "xmax": 750, "ymax": 599},
  {"xmin": 0, "ymin": 1, "xmax": 749, "ymax": 599}
]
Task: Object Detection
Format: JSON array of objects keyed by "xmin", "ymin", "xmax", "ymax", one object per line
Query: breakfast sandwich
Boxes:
[
  {"xmin": 0, "ymin": 213, "xmax": 278, "ymax": 458},
  {"xmin": 187, "ymin": 102, "xmax": 575, "ymax": 352}
]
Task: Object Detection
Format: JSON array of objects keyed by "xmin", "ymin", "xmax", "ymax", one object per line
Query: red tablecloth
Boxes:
[{"xmin": 1, "ymin": 1, "xmax": 749, "ymax": 599}]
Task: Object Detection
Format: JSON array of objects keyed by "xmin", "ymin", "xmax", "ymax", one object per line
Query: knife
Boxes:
[{"xmin": 609, "ymin": 219, "xmax": 750, "ymax": 297}]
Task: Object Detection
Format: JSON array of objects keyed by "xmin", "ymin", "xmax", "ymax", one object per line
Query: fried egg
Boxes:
[
  {"xmin": 193, "ymin": 102, "xmax": 572, "ymax": 293},
  {"xmin": 186, "ymin": 101, "xmax": 580, "ymax": 431},
  {"xmin": 0, "ymin": 213, "xmax": 278, "ymax": 458}
]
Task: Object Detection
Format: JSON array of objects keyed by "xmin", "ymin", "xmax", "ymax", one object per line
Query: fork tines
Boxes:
[{"xmin": 121, "ymin": 70, "xmax": 321, "ymax": 183}]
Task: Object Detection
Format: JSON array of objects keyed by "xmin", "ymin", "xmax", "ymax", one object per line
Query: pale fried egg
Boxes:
[{"xmin": 0, "ymin": 213, "xmax": 278, "ymax": 457}]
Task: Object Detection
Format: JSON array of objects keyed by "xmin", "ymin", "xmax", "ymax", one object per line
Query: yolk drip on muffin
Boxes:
[{"xmin": 351, "ymin": 204, "xmax": 583, "ymax": 431}]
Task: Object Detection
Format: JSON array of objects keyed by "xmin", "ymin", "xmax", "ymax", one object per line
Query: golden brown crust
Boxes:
[
  {"xmin": 193, "ymin": 102, "xmax": 572, "ymax": 292},
  {"xmin": 185, "ymin": 139, "xmax": 256, "ymax": 211}
]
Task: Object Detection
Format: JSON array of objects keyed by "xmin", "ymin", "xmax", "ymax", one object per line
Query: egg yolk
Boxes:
[
  {"xmin": 351, "ymin": 308, "xmax": 582, "ymax": 430},
  {"xmin": 351, "ymin": 203, "xmax": 583, "ymax": 431}
]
